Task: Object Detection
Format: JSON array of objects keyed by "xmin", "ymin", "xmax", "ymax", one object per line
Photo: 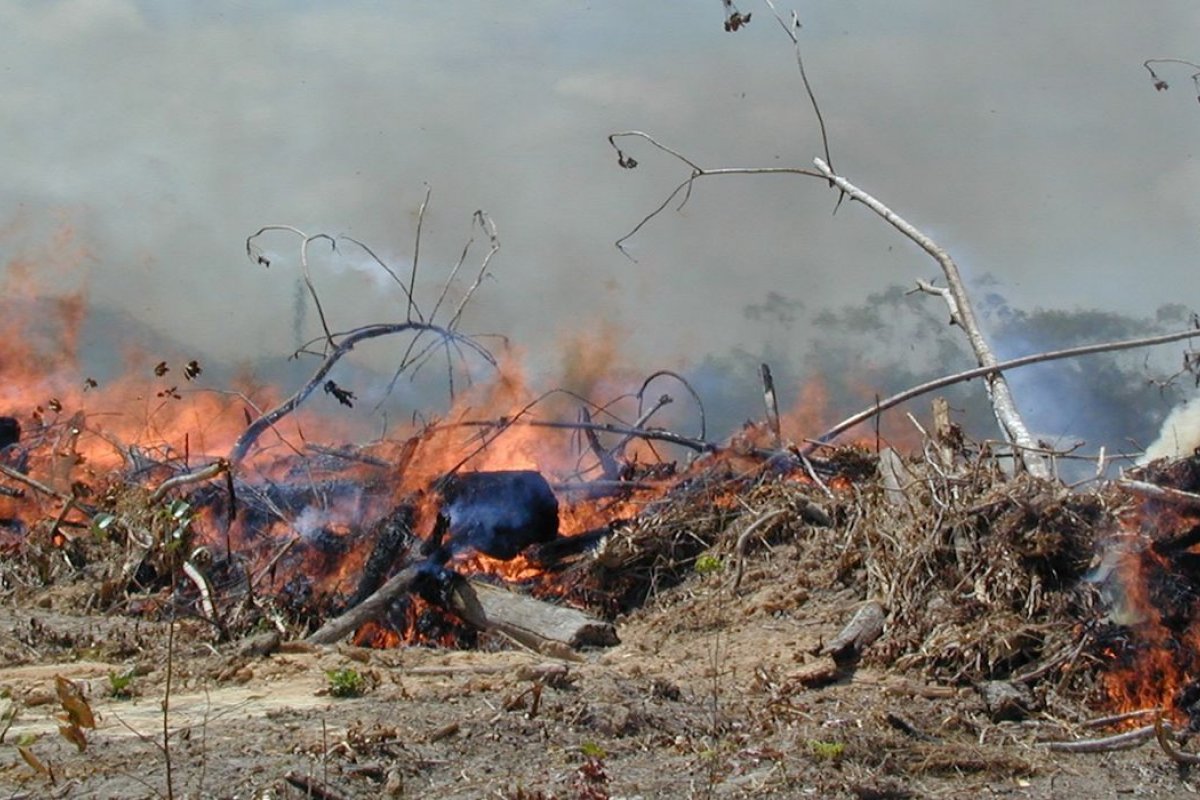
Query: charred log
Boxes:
[
  {"xmin": 0, "ymin": 417, "xmax": 20, "ymax": 449},
  {"xmin": 426, "ymin": 470, "xmax": 560, "ymax": 562},
  {"xmin": 526, "ymin": 526, "xmax": 613, "ymax": 567},
  {"xmin": 348, "ymin": 505, "xmax": 417, "ymax": 608}
]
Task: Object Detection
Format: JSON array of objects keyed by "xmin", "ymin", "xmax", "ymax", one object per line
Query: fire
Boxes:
[
  {"xmin": 0, "ymin": 229, "xmax": 866, "ymax": 651},
  {"xmin": 1098, "ymin": 464, "xmax": 1200, "ymax": 724}
]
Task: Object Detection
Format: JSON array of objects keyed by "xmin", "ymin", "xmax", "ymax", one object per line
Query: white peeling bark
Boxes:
[{"xmin": 813, "ymin": 158, "xmax": 1049, "ymax": 478}]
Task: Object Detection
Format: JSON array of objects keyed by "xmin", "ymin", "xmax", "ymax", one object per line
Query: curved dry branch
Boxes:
[
  {"xmin": 1155, "ymin": 712, "xmax": 1200, "ymax": 765},
  {"xmin": 636, "ymin": 369, "xmax": 707, "ymax": 441},
  {"xmin": 1143, "ymin": 58, "xmax": 1200, "ymax": 97},
  {"xmin": 809, "ymin": 326, "xmax": 1200, "ymax": 449},
  {"xmin": 607, "ymin": 131, "xmax": 825, "ymax": 257},
  {"xmin": 148, "ymin": 459, "xmax": 229, "ymax": 504},
  {"xmin": 246, "ymin": 226, "xmax": 338, "ymax": 351},
  {"xmin": 229, "ymin": 322, "xmax": 473, "ymax": 465}
]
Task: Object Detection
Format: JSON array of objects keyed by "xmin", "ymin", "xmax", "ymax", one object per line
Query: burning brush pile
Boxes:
[
  {"xmin": 0, "ymin": 373, "xmax": 1183, "ymax": 716},
  {"xmin": 8, "ymin": 223, "xmax": 1200, "ymax": 765}
]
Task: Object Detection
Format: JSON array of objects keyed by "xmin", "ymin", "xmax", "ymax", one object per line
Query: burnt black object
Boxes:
[
  {"xmin": 0, "ymin": 417, "xmax": 20, "ymax": 449},
  {"xmin": 426, "ymin": 470, "xmax": 560, "ymax": 563}
]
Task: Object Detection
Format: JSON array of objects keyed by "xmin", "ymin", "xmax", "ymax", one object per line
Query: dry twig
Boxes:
[{"xmin": 1045, "ymin": 724, "xmax": 1156, "ymax": 753}]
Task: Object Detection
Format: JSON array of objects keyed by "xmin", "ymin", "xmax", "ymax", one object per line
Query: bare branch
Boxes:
[
  {"xmin": 1156, "ymin": 712, "xmax": 1200, "ymax": 765},
  {"xmin": 0, "ymin": 463, "xmax": 70, "ymax": 501},
  {"xmin": 246, "ymin": 226, "xmax": 337, "ymax": 351},
  {"xmin": 148, "ymin": 459, "xmax": 229, "ymax": 504},
  {"xmin": 448, "ymin": 211, "xmax": 501, "ymax": 330},
  {"xmin": 338, "ymin": 235, "xmax": 421, "ymax": 322},
  {"xmin": 1045, "ymin": 724, "xmax": 1156, "ymax": 753},
  {"xmin": 457, "ymin": 418, "xmax": 719, "ymax": 454},
  {"xmin": 810, "ymin": 326, "xmax": 1200, "ymax": 448},
  {"xmin": 409, "ymin": 183, "xmax": 432, "ymax": 322},
  {"xmin": 607, "ymin": 131, "xmax": 825, "ymax": 257},
  {"xmin": 813, "ymin": 157, "xmax": 1048, "ymax": 477},
  {"xmin": 1143, "ymin": 58, "xmax": 1200, "ymax": 97},
  {"xmin": 762, "ymin": 1, "xmax": 835, "ymax": 185},
  {"xmin": 636, "ymin": 369, "xmax": 707, "ymax": 440},
  {"xmin": 229, "ymin": 322, "xmax": 472, "ymax": 466}
]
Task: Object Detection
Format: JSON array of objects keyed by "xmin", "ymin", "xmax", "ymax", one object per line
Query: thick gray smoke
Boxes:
[{"xmin": 3, "ymin": 3, "xmax": 1198, "ymax": 443}]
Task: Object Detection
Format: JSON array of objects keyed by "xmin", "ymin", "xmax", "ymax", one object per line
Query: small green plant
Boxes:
[
  {"xmin": 91, "ymin": 512, "xmax": 118, "ymax": 540},
  {"xmin": 108, "ymin": 669, "xmax": 136, "ymax": 700},
  {"xmin": 326, "ymin": 668, "xmax": 367, "ymax": 698},
  {"xmin": 808, "ymin": 739, "xmax": 845, "ymax": 761},
  {"xmin": 694, "ymin": 554, "xmax": 723, "ymax": 576},
  {"xmin": 162, "ymin": 499, "xmax": 194, "ymax": 555},
  {"xmin": 579, "ymin": 741, "xmax": 606, "ymax": 759}
]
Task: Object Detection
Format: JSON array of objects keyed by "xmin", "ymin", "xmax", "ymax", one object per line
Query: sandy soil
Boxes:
[{"xmin": 0, "ymin": 536, "xmax": 1196, "ymax": 800}]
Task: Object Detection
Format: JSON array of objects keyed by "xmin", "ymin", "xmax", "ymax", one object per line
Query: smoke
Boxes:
[
  {"xmin": 1142, "ymin": 399, "xmax": 1200, "ymax": 463},
  {"xmin": 2, "ymin": 3, "xmax": 1198, "ymax": 445}
]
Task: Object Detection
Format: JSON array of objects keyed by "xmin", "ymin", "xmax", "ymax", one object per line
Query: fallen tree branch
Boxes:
[
  {"xmin": 1117, "ymin": 478, "xmax": 1200, "ymax": 509},
  {"xmin": 0, "ymin": 464, "xmax": 70, "ymax": 501},
  {"xmin": 1081, "ymin": 708, "xmax": 1159, "ymax": 729},
  {"xmin": 809, "ymin": 326, "xmax": 1200, "ymax": 451},
  {"xmin": 457, "ymin": 418, "xmax": 719, "ymax": 454},
  {"xmin": 181, "ymin": 557, "xmax": 226, "ymax": 640},
  {"xmin": 1045, "ymin": 724, "xmax": 1157, "ymax": 753},
  {"xmin": 282, "ymin": 771, "xmax": 352, "ymax": 800}
]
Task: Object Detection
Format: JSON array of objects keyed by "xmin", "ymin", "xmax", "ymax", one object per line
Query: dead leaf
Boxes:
[
  {"xmin": 18, "ymin": 744, "xmax": 49, "ymax": 776},
  {"xmin": 58, "ymin": 723, "xmax": 87, "ymax": 752},
  {"xmin": 54, "ymin": 676, "xmax": 96, "ymax": 729}
]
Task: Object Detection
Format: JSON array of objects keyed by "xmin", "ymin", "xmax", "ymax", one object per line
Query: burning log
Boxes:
[
  {"xmin": 349, "ymin": 505, "xmax": 418, "ymax": 608},
  {"xmin": 427, "ymin": 470, "xmax": 560, "ymax": 563},
  {"xmin": 302, "ymin": 469, "xmax": 616, "ymax": 650},
  {"xmin": 307, "ymin": 564, "xmax": 617, "ymax": 652},
  {"xmin": 307, "ymin": 564, "xmax": 426, "ymax": 645}
]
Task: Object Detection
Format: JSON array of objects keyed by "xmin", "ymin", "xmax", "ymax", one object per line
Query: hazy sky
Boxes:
[{"xmin": 4, "ymin": 1, "xmax": 1199, "ymax": 396}]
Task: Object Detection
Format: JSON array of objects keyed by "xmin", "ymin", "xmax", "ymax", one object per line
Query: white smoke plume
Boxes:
[{"xmin": 1142, "ymin": 399, "xmax": 1200, "ymax": 463}]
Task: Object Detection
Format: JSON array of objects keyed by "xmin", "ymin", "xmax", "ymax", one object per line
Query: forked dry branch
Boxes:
[{"xmin": 229, "ymin": 212, "xmax": 500, "ymax": 467}]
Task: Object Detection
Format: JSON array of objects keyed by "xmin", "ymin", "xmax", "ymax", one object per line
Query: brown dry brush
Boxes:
[{"xmin": 562, "ymin": 435, "xmax": 1115, "ymax": 692}]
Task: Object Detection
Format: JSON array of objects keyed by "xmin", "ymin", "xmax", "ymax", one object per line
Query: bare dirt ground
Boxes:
[{"xmin": 1, "ymin": 529, "xmax": 1196, "ymax": 800}]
